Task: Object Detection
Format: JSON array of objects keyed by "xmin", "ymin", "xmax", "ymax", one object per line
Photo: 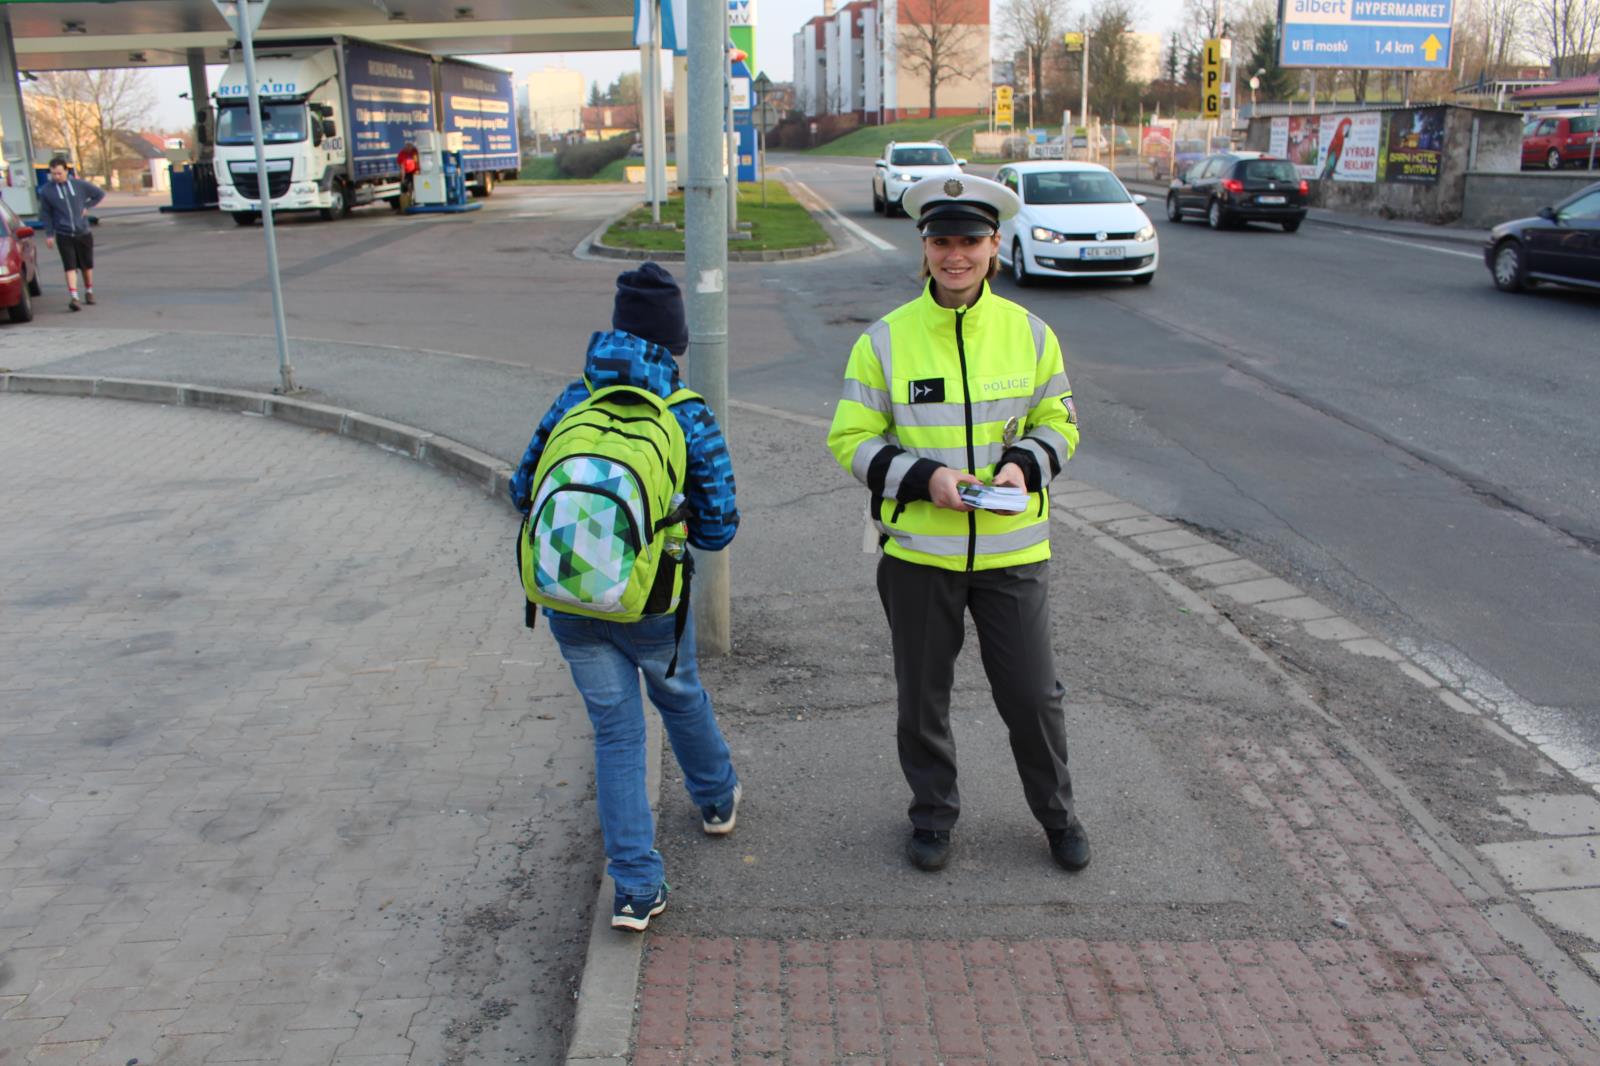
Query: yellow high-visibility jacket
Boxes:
[{"xmin": 827, "ymin": 280, "xmax": 1079, "ymax": 572}]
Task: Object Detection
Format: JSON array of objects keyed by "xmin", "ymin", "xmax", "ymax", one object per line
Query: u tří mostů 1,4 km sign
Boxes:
[{"xmin": 1279, "ymin": 0, "xmax": 1455, "ymax": 70}]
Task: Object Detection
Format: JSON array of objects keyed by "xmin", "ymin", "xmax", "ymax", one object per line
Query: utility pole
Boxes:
[
  {"xmin": 1080, "ymin": 26, "xmax": 1089, "ymax": 150},
  {"xmin": 686, "ymin": 0, "xmax": 731, "ymax": 655}
]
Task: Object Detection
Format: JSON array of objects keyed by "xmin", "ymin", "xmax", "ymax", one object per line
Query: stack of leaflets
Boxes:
[{"xmin": 957, "ymin": 484, "xmax": 1029, "ymax": 512}]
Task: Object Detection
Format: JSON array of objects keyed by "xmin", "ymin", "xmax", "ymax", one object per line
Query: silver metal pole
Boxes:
[
  {"xmin": 236, "ymin": 8, "xmax": 296, "ymax": 393},
  {"xmin": 1080, "ymin": 29, "xmax": 1088, "ymax": 145},
  {"xmin": 640, "ymin": 35, "xmax": 659, "ymax": 223},
  {"xmin": 725, "ymin": 11, "xmax": 738, "ymax": 236},
  {"xmin": 687, "ymin": 0, "xmax": 731, "ymax": 656},
  {"xmin": 1590, "ymin": 98, "xmax": 1598, "ymax": 171}
]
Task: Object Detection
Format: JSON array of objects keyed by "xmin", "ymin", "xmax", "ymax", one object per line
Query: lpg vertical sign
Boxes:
[
  {"xmin": 1280, "ymin": 0, "xmax": 1454, "ymax": 69},
  {"xmin": 1202, "ymin": 38, "xmax": 1228, "ymax": 119}
]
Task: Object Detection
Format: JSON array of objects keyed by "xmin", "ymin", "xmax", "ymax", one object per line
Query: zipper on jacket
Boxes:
[{"xmin": 955, "ymin": 308, "xmax": 976, "ymax": 572}]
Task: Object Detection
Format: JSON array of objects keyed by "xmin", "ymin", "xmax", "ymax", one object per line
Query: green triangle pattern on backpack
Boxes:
[{"xmin": 520, "ymin": 383, "xmax": 698, "ymax": 621}]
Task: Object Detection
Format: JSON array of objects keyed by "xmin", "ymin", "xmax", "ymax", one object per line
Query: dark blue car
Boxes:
[{"xmin": 1486, "ymin": 181, "xmax": 1600, "ymax": 292}]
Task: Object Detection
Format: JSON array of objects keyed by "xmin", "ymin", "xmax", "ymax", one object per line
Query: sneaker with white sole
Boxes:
[
  {"xmin": 700, "ymin": 783, "xmax": 741, "ymax": 835},
  {"xmin": 611, "ymin": 883, "xmax": 667, "ymax": 932}
]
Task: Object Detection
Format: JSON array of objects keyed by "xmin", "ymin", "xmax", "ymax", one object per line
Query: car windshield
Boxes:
[
  {"xmin": 1023, "ymin": 171, "xmax": 1129, "ymax": 205},
  {"xmin": 1240, "ymin": 160, "xmax": 1299, "ymax": 182},
  {"xmin": 890, "ymin": 146, "xmax": 954, "ymax": 166},
  {"xmin": 216, "ymin": 103, "xmax": 308, "ymax": 145}
]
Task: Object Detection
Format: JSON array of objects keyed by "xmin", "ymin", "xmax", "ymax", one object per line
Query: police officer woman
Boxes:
[{"xmin": 826, "ymin": 174, "xmax": 1090, "ymax": 874}]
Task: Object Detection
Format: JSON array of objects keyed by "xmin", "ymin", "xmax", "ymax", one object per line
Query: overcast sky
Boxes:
[{"xmin": 143, "ymin": 1, "xmax": 1189, "ymax": 130}]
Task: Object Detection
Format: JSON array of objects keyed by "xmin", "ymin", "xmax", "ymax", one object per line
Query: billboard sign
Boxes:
[
  {"xmin": 1280, "ymin": 0, "xmax": 1454, "ymax": 70},
  {"xmin": 995, "ymin": 86, "xmax": 1014, "ymax": 127},
  {"xmin": 1202, "ymin": 38, "xmax": 1228, "ymax": 119}
]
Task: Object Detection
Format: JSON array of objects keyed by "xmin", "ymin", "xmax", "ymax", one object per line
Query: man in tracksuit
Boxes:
[{"xmin": 37, "ymin": 157, "xmax": 105, "ymax": 311}]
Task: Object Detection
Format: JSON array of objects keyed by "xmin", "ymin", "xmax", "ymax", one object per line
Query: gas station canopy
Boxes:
[{"xmin": 5, "ymin": 0, "xmax": 637, "ymax": 72}]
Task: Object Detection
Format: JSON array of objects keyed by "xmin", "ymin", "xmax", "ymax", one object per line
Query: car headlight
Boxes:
[
  {"xmin": 895, "ymin": 172, "xmax": 916, "ymax": 182},
  {"xmin": 1030, "ymin": 226, "xmax": 1067, "ymax": 244},
  {"xmin": 1136, "ymin": 224, "xmax": 1155, "ymax": 242}
]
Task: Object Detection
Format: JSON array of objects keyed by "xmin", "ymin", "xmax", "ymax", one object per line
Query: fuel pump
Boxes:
[{"xmin": 405, "ymin": 131, "xmax": 480, "ymax": 214}]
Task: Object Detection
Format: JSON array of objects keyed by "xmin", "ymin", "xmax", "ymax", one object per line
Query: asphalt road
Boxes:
[{"xmin": 754, "ymin": 154, "xmax": 1600, "ymax": 783}]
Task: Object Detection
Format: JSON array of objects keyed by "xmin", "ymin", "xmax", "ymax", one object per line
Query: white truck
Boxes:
[{"xmin": 214, "ymin": 36, "xmax": 519, "ymax": 224}]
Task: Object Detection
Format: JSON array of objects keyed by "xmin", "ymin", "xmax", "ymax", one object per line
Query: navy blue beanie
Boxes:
[{"xmin": 612, "ymin": 261, "xmax": 688, "ymax": 355}]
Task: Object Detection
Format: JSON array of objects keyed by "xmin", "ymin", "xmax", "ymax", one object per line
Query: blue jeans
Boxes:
[{"xmin": 547, "ymin": 608, "xmax": 738, "ymax": 897}]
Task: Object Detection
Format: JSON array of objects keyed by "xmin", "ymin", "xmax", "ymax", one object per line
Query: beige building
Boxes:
[
  {"xmin": 521, "ymin": 67, "xmax": 585, "ymax": 138},
  {"xmin": 1125, "ymin": 32, "xmax": 1161, "ymax": 86}
]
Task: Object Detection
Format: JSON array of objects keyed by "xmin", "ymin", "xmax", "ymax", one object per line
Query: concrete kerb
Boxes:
[{"xmin": 0, "ymin": 370, "xmax": 664, "ymax": 1066}]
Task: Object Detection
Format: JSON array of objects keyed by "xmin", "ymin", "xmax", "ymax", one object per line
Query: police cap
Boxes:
[{"xmin": 903, "ymin": 174, "xmax": 1020, "ymax": 237}]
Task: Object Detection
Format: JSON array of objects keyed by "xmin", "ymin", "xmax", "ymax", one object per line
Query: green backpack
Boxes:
[{"xmin": 518, "ymin": 380, "xmax": 698, "ymax": 673}]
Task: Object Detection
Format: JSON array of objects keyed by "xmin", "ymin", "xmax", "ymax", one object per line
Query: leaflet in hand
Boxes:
[{"xmin": 958, "ymin": 483, "xmax": 1029, "ymax": 512}]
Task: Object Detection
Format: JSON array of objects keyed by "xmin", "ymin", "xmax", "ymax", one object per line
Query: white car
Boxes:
[
  {"xmin": 996, "ymin": 161, "xmax": 1158, "ymax": 286},
  {"xmin": 873, "ymin": 141, "xmax": 965, "ymax": 216}
]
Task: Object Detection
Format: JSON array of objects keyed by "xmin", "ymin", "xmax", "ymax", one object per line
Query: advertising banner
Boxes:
[
  {"xmin": 1269, "ymin": 117, "xmax": 1289, "ymax": 157},
  {"xmin": 1141, "ymin": 125, "xmax": 1173, "ymax": 158},
  {"xmin": 1318, "ymin": 112, "xmax": 1382, "ymax": 182},
  {"xmin": 1286, "ymin": 115, "xmax": 1321, "ymax": 179},
  {"xmin": 1380, "ymin": 106, "xmax": 1446, "ymax": 182},
  {"xmin": 1281, "ymin": 0, "xmax": 1453, "ymax": 71}
]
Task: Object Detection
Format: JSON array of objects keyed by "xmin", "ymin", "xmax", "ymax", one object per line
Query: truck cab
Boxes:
[{"xmin": 215, "ymin": 48, "xmax": 355, "ymax": 223}]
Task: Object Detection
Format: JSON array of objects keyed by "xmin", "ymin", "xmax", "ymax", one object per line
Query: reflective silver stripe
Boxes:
[
  {"xmin": 891, "ymin": 396, "xmax": 1030, "ymax": 429},
  {"xmin": 850, "ymin": 437, "xmax": 894, "ymax": 482},
  {"xmin": 881, "ymin": 451, "xmax": 918, "ymax": 499},
  {"xmin": 888, "ymin": 521, "xmax": 1050, "ymax": 558},
  {"xmin": 842, "ymin": 377, "xmax": 890, "ymax": 412},
  {"xmin": 866, "ymin": 319, "xmax": 893, "ymax": 390},
  {"xmin": 1028, "ymin": 313, "xmax": 1048, "ymax": 362},
  {"xmin": 1028, "ymin": 424, "xmax": 1072, "ymax": 469},
  {"xmin": 904, "ymin": 441, "xmax": 1007, "ymax": 469},
  {"xmin": 1015, "ymin": 437, "xmax": 1053, "ymax": 475},
  {"xmin": 1030, "ymin": 372, "xmax": 1071, "ymax": 408}
]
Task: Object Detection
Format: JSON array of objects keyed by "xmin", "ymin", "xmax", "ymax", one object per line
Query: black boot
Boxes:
[
  {"xmin": 1046, "ymin": 818, "xmax": 1091, "ymax": 872},
  {"xmin": 906, "ymin": 828, "xmax": 951, "ymax": 871}
]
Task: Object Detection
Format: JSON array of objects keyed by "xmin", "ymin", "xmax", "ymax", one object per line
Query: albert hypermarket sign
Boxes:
[{"xmin": 1279, "ymin": 0, "xmax": 1454, "ymax": 70}]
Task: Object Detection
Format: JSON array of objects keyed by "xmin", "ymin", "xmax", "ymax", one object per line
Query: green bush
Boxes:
[{"xmin": 557, "ymin": 133, "xmax": 635, "ymax": 178}]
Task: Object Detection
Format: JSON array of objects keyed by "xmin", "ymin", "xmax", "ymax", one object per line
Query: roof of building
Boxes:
[{"xmin": 1513, "ymin": 73, "xmax": 1600, "ymax": 101}]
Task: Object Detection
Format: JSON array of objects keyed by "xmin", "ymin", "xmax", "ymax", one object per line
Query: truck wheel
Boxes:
[
  {"xmin": 232, "ymin": 212, "xmax": 258, "ymax": 226},
  {"xmin": 472, "ymin": 172, "xmax": 495, "ymax": 198},
  {"xmin": 320, "ymin": 181, "xmax": 349, "ymax": 221}
]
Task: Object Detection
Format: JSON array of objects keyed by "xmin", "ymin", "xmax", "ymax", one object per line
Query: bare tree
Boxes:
[
  {"xmin": 997, "ymin": 0, "xmax": 1071, "ymax": 122},
  {"xmin": 1087, "ymin": 0, "xmax": 1140, "ymax": 119},
  {"xmin": 898, "ymin": 0, "xmax": 986, "ymax": 117},
  {"xmin": 1524, "ymin": 0, "xmax": 1600, "ymax": 77},
  {"xmin": 25, "ymin": 69, "xmax": 155, "ymax": 180}
]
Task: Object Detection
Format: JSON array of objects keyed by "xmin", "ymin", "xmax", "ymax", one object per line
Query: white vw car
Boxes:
[
  {"xmin": 873, "ymin": 141, "xmax": 965, "ymax": 217},
  {"xmin": 996, "ymin": 161, "xmax": 1158, "ymax": 286}
]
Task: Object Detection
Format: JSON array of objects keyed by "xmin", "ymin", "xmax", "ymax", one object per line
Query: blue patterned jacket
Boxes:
[{"xmin": 510, "ymin": 330, "xmax": 739, "ymax": 551}]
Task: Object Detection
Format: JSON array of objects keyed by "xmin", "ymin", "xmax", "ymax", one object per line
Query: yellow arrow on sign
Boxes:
[{"xmin": 1422, "ymin": 34, "xmax": 1442, "ymax": 62}]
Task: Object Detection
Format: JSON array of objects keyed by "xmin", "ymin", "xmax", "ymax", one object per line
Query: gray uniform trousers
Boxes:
[{"xmin": 875, "ymin": 553, "xmax": 1076, "ymax": 832}]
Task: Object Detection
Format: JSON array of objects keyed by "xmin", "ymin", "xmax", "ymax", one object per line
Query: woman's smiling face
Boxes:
[{"xmin": 923, "ymin": 233, "xmax": 999, "ymax": 307}]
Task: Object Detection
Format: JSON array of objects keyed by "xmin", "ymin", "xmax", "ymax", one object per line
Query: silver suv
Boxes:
[{"xmin": 872, "ymin": 141, "xmax": 965, "ymax": 217}]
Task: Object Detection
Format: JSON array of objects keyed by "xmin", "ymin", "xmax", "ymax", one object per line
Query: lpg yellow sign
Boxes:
[
  {"xmin": 1202, "ymin": 38, "xmax": 1230, "ymax": 119},
  {"xmin": 995, "ymin": 85, "xmax": 1014, "ymax": 127}
]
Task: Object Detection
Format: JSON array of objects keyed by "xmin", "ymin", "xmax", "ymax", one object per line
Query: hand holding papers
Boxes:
[{"xmin": 958, "ymin": 483, "xmax": 1029, "ymax": 513}]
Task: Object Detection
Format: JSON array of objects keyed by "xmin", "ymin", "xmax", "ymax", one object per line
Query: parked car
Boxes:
[
  {"xmin": 1485, "ymin": 180, "xmax": 1600, "ymax": 293},
  {"xmin": 1521, "ymin": 112, "xmax": 1598, "ymax": 170},
  {"xmin": 1166, "ymin": 152, "xmax": 1309, "ymax": 232},
  {"xmin": 0, "ymin": 199, "xmax": 41, "ymax": 324},
  {"xmin": 995, "ymin": 161, "xmax": 1157, "ymax": 286},
  {"xmin": 872, "ymin": 140, "xmax": 964, "ymax": 216},
  {"xmin": 1152, "ymin": 138, "xmax": 1206, "ymax": 181}
]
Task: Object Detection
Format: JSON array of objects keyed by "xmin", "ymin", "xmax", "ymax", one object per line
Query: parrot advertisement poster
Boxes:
[
  {"xmin": 1380, "ymin": 107, "xmax": 1446, "ymax": 183},
  {"xmin": 1318, "ymin": 113, "xmax": 1381, "ymax": 183}
]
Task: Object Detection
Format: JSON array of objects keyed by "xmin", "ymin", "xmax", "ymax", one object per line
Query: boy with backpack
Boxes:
[{"xmin": 511, "ymin": 262, "xmax": 741, "ymax": 932}]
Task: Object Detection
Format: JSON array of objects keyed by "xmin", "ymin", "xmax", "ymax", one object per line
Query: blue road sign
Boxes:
[{"xmin": 1280, "ymin": 0, "xmax": 1454, "ymax": 70}]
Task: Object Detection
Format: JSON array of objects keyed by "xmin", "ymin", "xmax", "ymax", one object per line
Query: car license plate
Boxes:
[
  {"xmin": 1258, "ymin": 195, "xmax": 1286, "ymax": 205},
  {"xmin": 1079, "ymin": 246, "xmax": 1125, "ymax": 259}
]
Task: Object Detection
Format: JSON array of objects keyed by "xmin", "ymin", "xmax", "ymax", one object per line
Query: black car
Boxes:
[
  {"xmin": 1166, "ymin": 152, "xmax": 1309, "ymax": 232},
  {"xmin": 1485, "ymin": 181, "xmax": 1600, "ymax": 293}
]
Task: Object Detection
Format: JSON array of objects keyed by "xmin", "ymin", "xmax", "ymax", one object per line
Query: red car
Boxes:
[
  {"xmin": 0, "ymin": 199, "xmax": 41, "ymax": 323},
  {"xmin": 1522, "ymin": 112, "xmax": 1599, "ymax": 171}
]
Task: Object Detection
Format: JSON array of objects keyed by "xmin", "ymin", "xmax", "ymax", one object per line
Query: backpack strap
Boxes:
[
  {"xmin": 664, "ymin": 387, "xmax": 703, "ymax": 408},
  {"xmin": 665, "ymin": 552, "xmax": 695, "ymax": 679}
]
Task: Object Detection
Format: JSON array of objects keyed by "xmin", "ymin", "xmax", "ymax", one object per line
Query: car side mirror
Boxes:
[
  {"xmin": 1131, "ymin": 194, "xmax": 1147, "ymax": 205},
  {"xmin": 322, "ymin": 119, "xmax": 337, "ymax": 138},
  {"xmin": 15, "ymin": 225, "xmax": 32, "ymax": 239},
  {"xmin": 874, "ymin": 159, "xmax": 886, "ymax": 167},
  {"xmin": 1538, "ymin": 205, "xmax": 1557, "ymax": 221},
  {"xmin": 955, "ymin": 158, "xmax": 967, "ymax": 167}
]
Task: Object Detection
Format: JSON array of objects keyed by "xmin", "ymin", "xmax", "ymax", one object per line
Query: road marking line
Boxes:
[
  {"xmin": 1349, "ymin": 232, "xmax": 1482, "ymax": 260},
  {"xmin": 787, "ymin": 176, "xmax": 897, "ymax": 252}
]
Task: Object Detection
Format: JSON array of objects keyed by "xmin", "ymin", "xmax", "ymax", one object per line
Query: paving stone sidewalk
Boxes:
[
  {"xmin": 0, "ymin": 395, "xmax": 596, "ymax": 1065},
  {"xmin": 631, "ymin": 727, "xmax": 1596, "ymax": 1064}
]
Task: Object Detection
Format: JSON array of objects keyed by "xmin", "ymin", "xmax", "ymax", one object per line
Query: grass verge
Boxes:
[
  {"xmin": 805, "ymin": 117, "xmax": 983, "ymax": 158},
  {"xmin": 601, "ymin": 181, "xmax": 830, "ymax": 253}
]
